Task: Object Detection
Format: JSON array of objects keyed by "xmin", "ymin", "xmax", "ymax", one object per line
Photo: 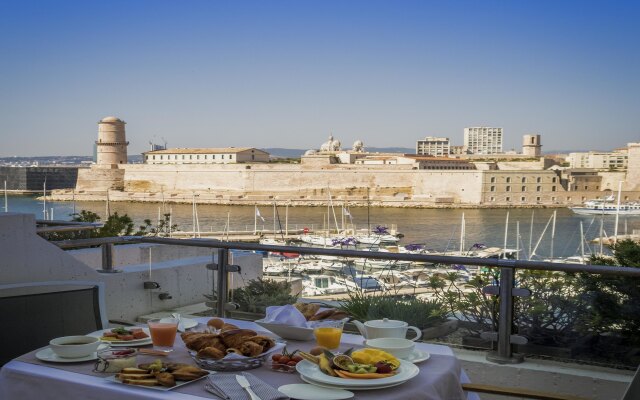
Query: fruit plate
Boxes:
[
  {"xmin": 87, "ymin": 328, "xmax": 153, "ymax": 347},
  {"xmin": 296, "ymin": 359, "xmax": 419, "ymax": 389},
  {"xmin": 104, "ymin": 371, "xmax": 212, "ymax": 391},
  {"xmin": 254, "ymin": 319, "xmax": 315, "ymax": 341}
]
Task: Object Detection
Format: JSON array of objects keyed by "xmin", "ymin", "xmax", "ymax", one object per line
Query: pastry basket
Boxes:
[{"xmin": 188, "ymin": 342, "xmax": 285, "ymax": 372}]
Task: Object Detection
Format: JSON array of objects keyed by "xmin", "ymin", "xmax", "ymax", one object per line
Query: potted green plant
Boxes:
[{"xmin": 227, "ymin": 278, "xmax": 299, "ymax": 320}]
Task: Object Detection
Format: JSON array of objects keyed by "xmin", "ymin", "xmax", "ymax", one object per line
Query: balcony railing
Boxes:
[{"xmin": 52, "ymin": 235, "xmax": 640, "ymax": 368}]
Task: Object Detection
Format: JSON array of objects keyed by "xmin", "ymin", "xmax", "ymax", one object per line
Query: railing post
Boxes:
[
  {"xmin": 97, "ymin": 243, "xmax": 119, "ymax": 273},
  {"xmin": 216, "ymin": 248, "xmax": 229, "ymax": 318},
  {"xmin": 486, "ymin": 267, "xmax": 524, "ymax": 364}
]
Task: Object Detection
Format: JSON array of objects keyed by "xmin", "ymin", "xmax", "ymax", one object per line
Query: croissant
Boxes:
[
  {"xmin": 220, "ymin": 323, "xmax": 239, "ymax": 332},
  {"xmin": 184, "ymin": 333, "xmax": 221, "ymax": 351},
  {"xmin": 246, "ymin": 335, "xmax": 275, "ymax": 351},
  {"xmin": 221, "ymin": 329, "xmax": 257, "ymax": 349},
  {"xmin": 309, "ymin": 309, "xmax": 336, "ymax": 321},
  {"xmin": 240, "ymin": 341, "xmax": 264, "ymax": 357},
  {"xmin": 197, "ymin": 346, "xmax": 225, "ymax": 360}
]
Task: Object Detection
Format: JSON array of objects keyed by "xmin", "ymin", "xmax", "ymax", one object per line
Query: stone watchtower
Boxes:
[
  {"xmin": 74, "ymin": 116, "xmax": 128, "ymax": 193},
  {"xmin": 96, "ymin": 116, "xmax": 129, "ymax": 165},
  {"xmin": 522, "ymin": 134, "xmax": 542, "ymax": 157}
]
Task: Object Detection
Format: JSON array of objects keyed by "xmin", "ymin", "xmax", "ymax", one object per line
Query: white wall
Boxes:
[{"xmin": 0, "ymin": 213, "xmax": 262, "ymax": 322}]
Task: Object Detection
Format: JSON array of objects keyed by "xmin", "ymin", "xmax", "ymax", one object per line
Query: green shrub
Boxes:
[
  {"xmin": 338, "ymin": 291, "xmax": 446, "ymax": 330},
  {"xmin": 232, "ymin": 278, "xmax": 299, "ymax": 314}
]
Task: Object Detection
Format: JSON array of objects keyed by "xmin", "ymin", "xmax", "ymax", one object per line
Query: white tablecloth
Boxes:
[{"xmin": 0, "ymin": 318, "xmax": 479, "ymax": 400}]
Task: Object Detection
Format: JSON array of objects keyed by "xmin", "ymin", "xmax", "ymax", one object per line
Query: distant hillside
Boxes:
[{"xmin": 262, "ymin": 147, "xmax": 415, "ymax": 158}]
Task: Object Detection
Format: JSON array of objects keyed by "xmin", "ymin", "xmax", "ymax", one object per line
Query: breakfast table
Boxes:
[{"xmin": 0, "ymin": 317, "xmax": 478, "ymax": 400}]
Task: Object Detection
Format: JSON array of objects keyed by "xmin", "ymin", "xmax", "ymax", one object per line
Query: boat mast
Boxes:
[
  {"xmin": 550, "ymin": 210, "xmax": 557, "ymax": 260},
  {"xmin": 580, "ymin": 220, "xmax": 585, "ymax": 260},
  {"xmin": 42, "ymin": 179, "xmax": 47, "ymax": 219},
  {"xmin": 3, "ymin": 180, "xmax": 7, "ymax": 212},
  {"xmin": 503, "ymin": 211, "xmax": 509, "ymax": 259},
  {"xmin": 613, "ymin": 180, "xmax": 623, "ymax": 245},
  {"xmin": 516, "ymin": 221, "xmax": 520, "ymax": 260},
  {"xmin": 459, "ymin": 212, "xmax": 465, "ymax": 253},
  {"xmin": 367, "ymin": 187, "xmax": 371, "ymax": 235},
  {"xmin": 528, "ymin": 210, "xmax": 534, "ymax": 260}
]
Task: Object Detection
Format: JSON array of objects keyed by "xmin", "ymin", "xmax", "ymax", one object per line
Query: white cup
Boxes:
[
  {"xmin": 49, "ymin": 335, "xmax": 103, "ymax": 358},
  {"xmin": 364, "ymin": 337, "xmax": 415, "ymax": 359}
]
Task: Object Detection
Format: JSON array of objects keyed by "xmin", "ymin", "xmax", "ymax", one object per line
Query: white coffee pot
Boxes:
[{"xmin": 352, "ymin": 318, "xmax": 422, "ymax": 341}]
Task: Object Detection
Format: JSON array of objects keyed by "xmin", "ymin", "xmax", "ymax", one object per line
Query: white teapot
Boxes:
[{"xmin": 352, "ymin": 318, "xmax": 422, "ymax": 341}]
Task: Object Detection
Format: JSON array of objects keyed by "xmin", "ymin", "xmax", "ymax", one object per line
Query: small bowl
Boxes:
[
  {"xmin": 49, "ymin": 335, "xmax": 102, "ymax": 359},
  {"xmin": 270, "ymin": 361, "xmax": 297, "ymax": 373},
  {"xmin": 94, "ymin": 348, "xmax": 138, "ymax": 373},
  {"xmin": 364, "ymin": 337, "xmax": 415, "ymax": 359}
]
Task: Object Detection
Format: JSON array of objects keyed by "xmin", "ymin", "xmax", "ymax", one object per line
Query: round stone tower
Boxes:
[
  {"xmin": 522, "ymin": 134, "xmax": 542, "ymax": 157},
  {"xmin": 96, "ymin": 116, "xmax": 129, "ymax": 164}
]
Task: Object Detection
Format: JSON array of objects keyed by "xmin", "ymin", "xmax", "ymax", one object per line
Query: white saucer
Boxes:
[
  {"xmin": 35, "ymin": 347, "xmax": 102, "ymax": 363},
  {"xmin": 278, "ymin": 384, "xmax": 354, "ymax": 399},
  {"xmin": 402, "ymin": 349, "xmax": 430, "ymax": 363}
]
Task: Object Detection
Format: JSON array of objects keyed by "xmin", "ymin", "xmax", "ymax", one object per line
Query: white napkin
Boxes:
[{"xmin": 263, "ymin": 304, "xmax": 309, "ymax": 327}]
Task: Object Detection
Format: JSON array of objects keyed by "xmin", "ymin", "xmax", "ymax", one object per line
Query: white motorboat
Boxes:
[
  {"xmin": 302, "ymin": 274, "xmax": 348, "ymax": 295},
  {"xmin": 570, "ymin": 200, "xmax": 640, "ymax": 216}
]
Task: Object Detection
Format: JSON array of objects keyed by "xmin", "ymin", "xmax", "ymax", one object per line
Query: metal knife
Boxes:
[{"xmin": 236, "ymin": 374, "xmax": 261, "ymax": 400}]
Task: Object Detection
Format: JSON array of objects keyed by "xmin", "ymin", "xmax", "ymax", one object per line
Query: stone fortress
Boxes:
[{"xmin": 52, "ymin": 116, "xmax": 640, "ymax": 208}]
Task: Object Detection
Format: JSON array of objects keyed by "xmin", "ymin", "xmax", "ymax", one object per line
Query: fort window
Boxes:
[
  {"xmin": 582, "ymin": 197, "xmax": 586, "ymax": 201},
  {"xmin": 506, "ymin": 197, "xmax": 511, "ymax": 202},
  {"xmin": 506, "ymin": 177, "xmax": 511, "ymax": 183},
  {"xmin": 490, "ymin": 186, "xmax": 495, "ymax": 192},
  {"xmin": 536, "ymin": 177, "xmax": 541, "ymax": 183},
  {"xmin": 567, "ymin": 197, "xmax": 572, "ymax": 201},
  {"xmin": 506, "ymin": 186, "xmax": 511, "ymax": 192},
  {"xmin": 584, "ymin": 186, "xmax": 588, "ymax": 190},
  {"xmin": 490, "ymin": 196, "xmax": 495, "ymax": 202},
  {"xmin": 536, "ymin": 197, "xmax": 541, "ymax": 202},
  {"xmin": 552, "ymin": 186, "xmax": 556, "ymax": 191},
  {"xmin": 521, "ymin": 177, "xmax": 526, "ymax": 183},
  {"xmin": 536, "ymin": 186, "xmax": 541, "ymax": 192},
  {"xmin": 490, "ymin": 177, "xmax": 496, "ymax": 183},
  {"xmin": 521, "ymin": 186, "xmax": 526, "ymax": 192},
  {"xmin": 552, "ymin": 177, "xmax": 557, "ymax": 183},
  {"xmin": 521, "ymin": 197, "xmax": 526, "ymax": 202}
]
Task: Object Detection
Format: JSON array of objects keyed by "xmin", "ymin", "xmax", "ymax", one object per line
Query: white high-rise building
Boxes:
[
  {"xmin": 416, "ymin": 137, "xmax": 450, "ymax": 157},
  {"xmin": 463, "ymin": 127, "xmax": 503, "ymax": 155}
]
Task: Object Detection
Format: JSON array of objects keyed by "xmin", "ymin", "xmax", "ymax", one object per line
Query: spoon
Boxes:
[{"xmin": 171, "ymin": 313, "xmax": 185, "ymax": 332}]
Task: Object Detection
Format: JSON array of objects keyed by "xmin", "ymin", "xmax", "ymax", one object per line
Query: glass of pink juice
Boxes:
[{"xmin": 147, "ymin": 318, "xmax": 178, "ymax": 351}]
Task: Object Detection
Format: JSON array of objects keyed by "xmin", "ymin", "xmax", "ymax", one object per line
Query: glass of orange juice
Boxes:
[
  {"xmin": 313, "ymin": 320, "xmax": 345, "ymax": 350},
  {"xmin": 147, "ymin": 318, "xmax": 179, "ymax": 351}
]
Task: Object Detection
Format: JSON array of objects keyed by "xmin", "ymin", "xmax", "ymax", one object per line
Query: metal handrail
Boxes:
[{"xmin": 51, "ymin": 234, "xmax": 640, "ymax": 365}]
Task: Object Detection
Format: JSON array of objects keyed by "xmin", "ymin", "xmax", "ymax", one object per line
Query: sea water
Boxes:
[{"xmin": 5, "ymin": 194, "xmax": 633, "ymax": 259}]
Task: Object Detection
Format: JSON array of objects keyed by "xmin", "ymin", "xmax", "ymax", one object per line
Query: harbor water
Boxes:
[{"xmin": 7, "ymin": 194, "xmax": 636, "ymax": 259}]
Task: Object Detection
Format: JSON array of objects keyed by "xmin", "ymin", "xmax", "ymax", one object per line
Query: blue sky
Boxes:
[{"xmin": 0, "ymin": 1, "xmax": 638, "ymax": 156}]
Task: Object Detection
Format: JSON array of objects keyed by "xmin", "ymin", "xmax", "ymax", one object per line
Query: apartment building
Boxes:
[
  {"xmin": 464, "ymin": 127, "xmax": 503, "ymax": 155},
  {"xmin": 416, "ymin": 137, "xmax": 450, "ymax": 157},
  {"xmin": 567, "ymin": 151, "xmax": 628, "ymax": 170}
]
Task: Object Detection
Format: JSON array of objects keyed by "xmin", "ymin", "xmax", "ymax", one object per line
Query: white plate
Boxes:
[
  {"xmin": 104, "ymin": 371, "xmax": 212, "ymax": 391},
  {"xmin": 296, "ymin": 359, "xmax": 419, "ymax": 388},
  {"xmin": 300, "ymin": 375, "xmax": 410, "ymax": 391},
  {"xmin": 87, "ymin": 328, "xmax": 153, "ymax": 347},
  {"xmin": 402, "ymin": 349, "xmax": 430, "ymax": 363},
  {"xmin": 278, "ymin": 383, "xmax": 353, "ymax": 399},
  {"xmin": 160, "ymin": 317, "xmax": 197, "ymax": 330},
  {"xmin": 35, "ymin": 344, "xmax": 109, "ymax": 363}
]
